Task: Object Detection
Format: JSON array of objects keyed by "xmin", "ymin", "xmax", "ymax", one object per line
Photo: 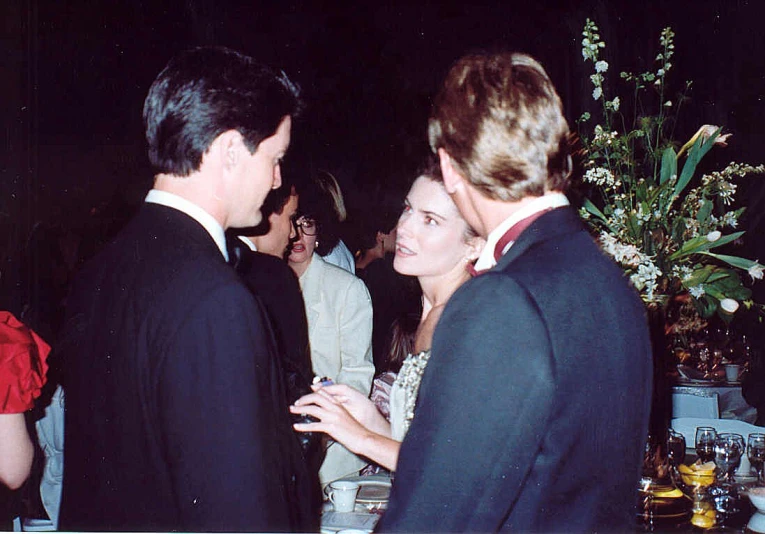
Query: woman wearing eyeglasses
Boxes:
[{"xmin": 288, "ymin": 176, "xmax": 375, "ymax": 486}]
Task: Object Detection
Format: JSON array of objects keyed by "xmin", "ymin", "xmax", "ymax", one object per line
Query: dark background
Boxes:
[{"xmin": 2, "ymin": 0, "xmax": 765, "ymax": 334}]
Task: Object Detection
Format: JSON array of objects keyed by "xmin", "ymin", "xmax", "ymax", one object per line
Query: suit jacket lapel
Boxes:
[
  {"xmin": 301, "ymin": 254, "xmax": 323, "ymax": 335},
  {"xmin": 495, "ymin": 206, "xmax": 586, "ymax": 270}
]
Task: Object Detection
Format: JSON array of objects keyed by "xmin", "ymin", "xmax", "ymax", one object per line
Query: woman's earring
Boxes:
[{"xmin": 315, "ymin": 241, "xmax": 319, "ymax": 247}]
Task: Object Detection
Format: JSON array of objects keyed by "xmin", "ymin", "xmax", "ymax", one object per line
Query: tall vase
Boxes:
[
  {"xmin": 637, "ymin": 307, "xmax": 692, "ymax": 531},
  {"xmin": 643, "ymin": 306, "xmax": 673, "ymax": 481}
]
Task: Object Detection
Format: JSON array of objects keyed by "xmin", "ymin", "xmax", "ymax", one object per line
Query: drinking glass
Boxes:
[
  {"xmin": 715, "ymin": 433, "xmax": 745, "ymax": 483},
  {"xmin": 667, "ymin": 429, "xmax": 686, "ymax": 466},
  {"xmin": 696, "ymin": 427, "xmax": 717, "ymax": 463},
  {"xmin": 749, "ymin": 433, "xmax": 765, "ymax": 486},
  {"xmin": 696, "ymin": 345, "xmax": 712, "ymax": 377}
]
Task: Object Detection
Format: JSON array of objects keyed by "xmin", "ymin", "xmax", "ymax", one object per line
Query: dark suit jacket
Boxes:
[
  {"xmin": 59, "ymin": 204, "xmax": 305, "ymax": 532},
  {"xmin": 377, "ymin": 206, "xmax": 652, "ymax": 533},
  {"xmin": 227, "ymin": 237, "xmax": 323, "ymax": 523},
  {"xmin": 227, "ymin": 238, "xmax": 314, "ymax": 395}
]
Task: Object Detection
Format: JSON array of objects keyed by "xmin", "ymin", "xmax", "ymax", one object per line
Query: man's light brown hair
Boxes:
[{"xmin": 428, "ymin": 52, "xmax": 571, "ymax": 201}]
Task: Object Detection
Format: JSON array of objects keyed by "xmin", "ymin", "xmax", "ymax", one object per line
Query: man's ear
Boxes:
[
  {"xmin": 438, "ymin": 148, "xmax": 462, "ymax": 194},
  {"xmin": 210, "ymin": 130, "xmax": 243, "ymax": 172}
]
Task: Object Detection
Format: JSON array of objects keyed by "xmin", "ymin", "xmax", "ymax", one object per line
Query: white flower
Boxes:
[
  {"xmin": 720, "ymin": 298, "xmax": 739, "ymax": 313},
  {"xmin": 678, "ymin": 266, "xmax": 693, "ymax": 281},
  {"xmin": 629, "ymin": 261, "xmax": 662, "ymax": 299},
  {"xmin": 749, "ymin": 263, "xmax": 764, "ymax": 281},
  {"xmin": 664, "ymin": 100, "xmax": 672, "ymax": 107},
  {"xmin": 611, "ymin": 96, "xmax": 620, "ymax": 111},
  {"xmin": 599, "ymin": 233, "xmax": 646, "ymax": 267},
  {"xmin": 688, "ymin": 285, "xmax": 705, "ymax": 298},
  {"xmin": 722, "ymin": 212, "xmax": 738, "ymax": 228},
  {"xmin": 595, "ymin": 60, "xmax": 609, "ymax": 73},
  {"xmin": 592, "ymin": 86, "xmax": 602, "ymax": 100},
  {"xmin": 706, "ymin": 231, "xmax": 722, "ymax": 242},
  {"xmin": 584, "ymin": 167, "xmax": 616, "ymax": 187},
  {"xmin": 657, "ymin": 68, "xmax": 665, "ymax": 76}
]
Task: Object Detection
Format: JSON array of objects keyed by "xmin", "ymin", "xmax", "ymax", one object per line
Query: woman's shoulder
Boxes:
[{"xmin": 316, "ymin": 255, "xmax": 367, "ymax": 289}]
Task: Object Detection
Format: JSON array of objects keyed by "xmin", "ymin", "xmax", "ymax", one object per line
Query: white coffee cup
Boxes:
[
  {"xmin": 328, "ymin": 480, "xmax": 360, "ymax": 513},
  {"xmin": 725, "ymin": 364, "xmax": 743, "ymax": 382}
]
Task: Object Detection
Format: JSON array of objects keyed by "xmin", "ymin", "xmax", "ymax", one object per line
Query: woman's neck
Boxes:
[
  {"xmin": 418, "ymin": 266, "xmax": 471, "ymax": 322},
  {"xmin": 289, "ymin": 255, "xmax": 313, "ymax": 278}
]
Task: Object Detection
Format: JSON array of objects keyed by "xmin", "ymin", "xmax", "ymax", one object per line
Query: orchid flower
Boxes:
[{"xmin": 677, "ymin": 125, "xmax": 732, "ymax": 158}]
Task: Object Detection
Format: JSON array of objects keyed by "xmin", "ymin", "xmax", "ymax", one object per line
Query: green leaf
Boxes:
[
  {"xmin": 699, "ymin": 251, "xmax": 759, "ymax": 270},
  {"xmin": 660, "ymin": 147, "xmax": 677, "ymax": 185},
  {"xmin": 673, "ymin": 128, "xmax": 721, "ymax": 199},
  {"xmin": 582, "ymin": 198, "xmax": 609, "ymax": 224},
  {"xmin": 705, "ymin": 270, "xmax": 733, "ymax": 284},
  {"xmin": 668, "ymin": 231, "xmax": 745, "ymax": 260},
  {"xmin": 696, "ymin": 199, "xmax": 713, "ymax": 224},
  {"xmin": 697, "ymin": 295, "xmax": 717, "ymax": 318},
  {"xmin": 683, "ymin": 266, "xmax": 714, "ymax": 287}
]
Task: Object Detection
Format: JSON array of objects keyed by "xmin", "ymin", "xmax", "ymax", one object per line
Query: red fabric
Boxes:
[
  {"xmin": 0, "ymin": 311, "xmax": 51, "ymax": 413},
  {"xmin": 468, "ymin": 209, "xmax": 554, "ymax": 278},
  {"xmin": 492, "ymin": 209, "xmax": 553, "ymax": 261}
]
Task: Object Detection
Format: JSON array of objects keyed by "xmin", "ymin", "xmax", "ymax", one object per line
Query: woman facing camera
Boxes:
[
  {"xmin": 289, "ymin": 167, "xmax": 483, "ymax": 471},
  {"xmin": 288, "ymin": 176, "xmax": 375, "ymax": 484}
]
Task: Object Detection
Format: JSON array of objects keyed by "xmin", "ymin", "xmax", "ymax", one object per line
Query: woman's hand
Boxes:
[
  {"xmin": 305, "ymin": 383, "xmax": 391, "ymax": 437},
  {"xmin": 290, "ymin": 386, "xmax": 401, "ymax": 471},
  {"xmin": 290, "ymin": 389, "xmax": 377, "ymax": 456}
]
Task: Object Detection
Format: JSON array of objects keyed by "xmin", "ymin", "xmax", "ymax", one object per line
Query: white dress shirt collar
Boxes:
[
  {"xmin": 474, "ymin": 192, "xmax": 570, "ymax": 271},
  {"xmin": 237, "ymin": 235, "xmax": 258, "ymax": 252},
  {"xmin": 145, "ymin": 189, "xmax": 229, "ymax": 261}
]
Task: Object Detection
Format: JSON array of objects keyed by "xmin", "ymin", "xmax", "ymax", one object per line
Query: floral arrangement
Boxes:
[{"xmin": 577, "ymin": 19, "xmax": 765, "ymax": 339}]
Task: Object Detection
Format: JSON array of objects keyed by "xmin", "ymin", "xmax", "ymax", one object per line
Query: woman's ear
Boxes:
[{"xmin": 465, "ymin": 235, "xmax": 486, "ymax": 262}]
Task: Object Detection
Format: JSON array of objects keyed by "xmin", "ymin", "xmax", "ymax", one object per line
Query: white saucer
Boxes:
[{"xmin": 335, "ymin": 475, "xmax": 392, "ymax": 504}]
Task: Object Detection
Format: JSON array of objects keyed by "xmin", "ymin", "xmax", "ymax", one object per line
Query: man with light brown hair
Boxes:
[{"xmin": 377, "ymin": 52, "xmax": 652, "ymax": 533}]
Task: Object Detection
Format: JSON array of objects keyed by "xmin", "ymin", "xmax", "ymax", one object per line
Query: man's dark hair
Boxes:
[
  {"xmin": 244, "ymin": 182, "xmax": 296, "ymax": 237},
  {"xmin": 143, "ymin": 46, "xmax": 301, "ymax": 176}
]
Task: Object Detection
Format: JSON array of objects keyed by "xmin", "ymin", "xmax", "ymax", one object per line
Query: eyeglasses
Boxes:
[{"xmin": 294, "ymin": 217, "xmax": 317, "ymax": 236}]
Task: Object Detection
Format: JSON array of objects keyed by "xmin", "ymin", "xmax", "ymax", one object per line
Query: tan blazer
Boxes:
[{"xmin": 299, "ymin": 253, "xmax": 374, "ymax": 483}]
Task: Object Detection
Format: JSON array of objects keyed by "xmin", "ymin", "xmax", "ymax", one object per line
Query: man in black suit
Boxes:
[
  {"xmin": 227, "ymin": 183, "xmax": 323, "ymax": 521},
  {"xmin": 229, "ymin": 183, "xmax": 313, "ymax": 393},
  {"xmin": 59, "ymin": 47, "xmax": 310, "ymax": 532},
  {"xmin": 377, "ymin": 53, "xmax": 652, "ymax": 532}
]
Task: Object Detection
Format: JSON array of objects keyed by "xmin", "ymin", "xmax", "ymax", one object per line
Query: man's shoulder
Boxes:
[
  {"xmin": 242, "ymin": 252, "xmax": 301, "ymax": 292},
  {"xmin": 76, "ymin": 215, "xmax": 244, "ymax": 309},
  {"xmin": 247, "ymin": 252, "xmax": 294, "ymax": 276}
]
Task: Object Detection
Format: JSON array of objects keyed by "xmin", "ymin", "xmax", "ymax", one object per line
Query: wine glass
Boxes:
[
  {"xmin": 696, "ymin": 344, "xmax": 712, "ymax": 377},
  {"xmin": 749, "ymin": 433, "xmax": 765, "ymax": 486},
  {"xmin": 696, "ymin": 427, "xmax": 717, "ymax": 463},
  {"xmin": 667, "ymin": 429, "xmax": 686, "ymax": 467},
  {"xmin": 715, "ymin": 433, "xmax": 745, "ymax": 484}
]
